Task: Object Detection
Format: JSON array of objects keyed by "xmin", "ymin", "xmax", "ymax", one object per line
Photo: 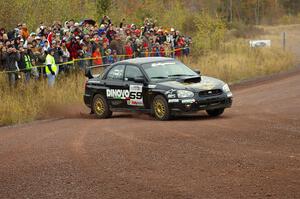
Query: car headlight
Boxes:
[
  {"xmin": 177, "ymin": 90, "xmax": 194, "ymax": 98},
  {"xmin": 222, "ymin": 84, "xmax": 230, "ymax": 93}
]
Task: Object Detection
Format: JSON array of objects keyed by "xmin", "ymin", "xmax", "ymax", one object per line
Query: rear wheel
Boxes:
[
  {"xmin": 151, "ymin": 95, "xmax": 171, "ymax": 121},
  {"xmin": 92, "ymin": 94, "xmax": 112, "ymax": 119},
  {"xmin": 206, "ymin": 108, "xmax": 224, "ymax": 117}
]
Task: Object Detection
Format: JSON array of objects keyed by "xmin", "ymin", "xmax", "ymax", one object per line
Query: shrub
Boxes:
[{"xmin": 193, "ymin": 12, "xmax": 226, "ymax": 54}]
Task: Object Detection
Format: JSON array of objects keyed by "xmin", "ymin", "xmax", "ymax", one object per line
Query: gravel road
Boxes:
[{"xmin": 0, "ymin": 70, "xmax": 299, "ymax": 199}]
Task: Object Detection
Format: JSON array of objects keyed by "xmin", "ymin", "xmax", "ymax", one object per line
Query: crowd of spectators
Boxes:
[{"xmin": 0, "ymin": 16, "xmax": 191, "ymax": 85}]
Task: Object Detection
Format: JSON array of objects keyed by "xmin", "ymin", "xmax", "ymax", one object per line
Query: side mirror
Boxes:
[
  {"xmin": 194, "ymin": 70, "xmax": 201, "ymax": 75},
  {"xmin": 85, "ymin": 68, "xmax": 94, "ymax": 79},
  {"xmin": 133, "ymin": 77, "xmax": 146, "ymax": 83}
]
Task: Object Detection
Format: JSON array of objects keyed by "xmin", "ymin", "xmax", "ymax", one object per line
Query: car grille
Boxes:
[
  {"xmin": 199, "ymin": 89, "xmax": 223, "ymax": 97},
  {"xmin": 198, "ymin": 99, "xmax": 226, "ymax": 108}
]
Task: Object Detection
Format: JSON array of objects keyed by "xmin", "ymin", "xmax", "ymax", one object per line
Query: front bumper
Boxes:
[{"xmin": 168, "ymin": 94, "xmax": 232, "ymax": 113}]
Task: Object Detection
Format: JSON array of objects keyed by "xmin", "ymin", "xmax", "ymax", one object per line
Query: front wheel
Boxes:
[
  {"xmin": 151, "ymin": 95, "xmax": 171, "ymax": 121},
  {"xmin": 92, "ymin": 94, "xmax": 112, "ymax": 119},
  {"xmin": 206, "ymin": 108, "xmax": 224, "ymax": 117}
]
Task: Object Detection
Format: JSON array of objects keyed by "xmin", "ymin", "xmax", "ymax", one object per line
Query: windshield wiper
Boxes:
[
  {"xmin": 168, "ymin": 74, "xmax": 195, "ymax": 77},
  {"xmin": 151, "ymin": 76, "xmax": 168, "ymax": 79}
]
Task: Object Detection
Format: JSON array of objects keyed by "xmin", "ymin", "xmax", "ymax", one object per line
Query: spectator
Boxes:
[
  {"xmin": 0, "ymin": 17, "xmax": 191, "ymax": 87},
  {"xmin": 105, "ymin": 49, "xmax": 114, "ymax": 64},
  {"xmin": 61, "ymin": 41, "xmax": 70, "ymax": 63},
  {"xmin": 18, "ymin": 46, "xmax": 34, "ymax": 83},
  {"xmin": 124, "ymin": 41, "xmax": 133, "ymax": 59},
  {"xmin": 61, "ymin": 40, "xmax": 70, "ymax": 73},
  {"xmin": 20, "ymin": 24, "xmax": 30, "ymax": 40},
  {"xmin": 77, "ymin": 50, "xmax": 85, "ymax": 70},
  {"xmin": 52, "ymin": 41, "xmax": 63, "ymax": 64},
  {"xmin": 109, "ymin": 34, "xmax": 124, "ymax": 60},
  {"xmin": 112, "ymin": 50, "xmax": 118, "ymax": 63},
  {"xmin": 68, "ymin": 36, "xmax": 81, "ymax": 59},
  {"xmin": 45, "ymin": 48, "xmax": 58, "ymax": 87},
  {"xmin": 163, "ymin": 41, "xmax": 171, "ymax": 57},
  {"xmin": 1, "ymin": 45, "xmax": 20, "ymax": 87},
  {"xmin": 106, "ymin": 24, "xmax": 116, "ymax": 42},
  {"xmin": 92, "ymin": 46, "xmax": 102, "ymax": 65}
]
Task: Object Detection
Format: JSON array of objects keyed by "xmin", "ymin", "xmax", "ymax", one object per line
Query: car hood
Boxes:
[{"xmin": 156, "ymin": 76, "xmax": 225, "ymax": 91}]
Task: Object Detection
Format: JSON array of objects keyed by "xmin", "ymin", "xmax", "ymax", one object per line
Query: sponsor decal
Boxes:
[
  {"xmin": 165, "ymin": 89, "xmax": 177, "ymax": 98},
  {"xmin": 128, "ymin": 85, "xmax": 144, "ymax": 106},
  {"xmin": 167, "ymin": 94, "xmax": 176, "ymax": 98},
  {"xmin": 148, "ymin": 84, "xmax": 156, "ymax": 89},
  {"xmin": 151, "ymin": 62, "xmax": 175, "ymax": 67},
  {"xmin": 181, "ymin": 99, "xmax": 195, "ymax": 104},
  {"xmin": 106, "ymin": 85, "xmax": 144, "ymax": 106},
  {"xmin": 107, "ymin": 89, "xmax": 130, "ymax": 99},
  {"xmin": 168, "ymin": 99, "xmax": 179, "ymax": 103}
]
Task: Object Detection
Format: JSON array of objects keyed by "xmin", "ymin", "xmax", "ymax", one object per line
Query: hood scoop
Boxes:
[{"xmin": 177, "ymin": 76, "xmax": 201, "ymax": 84}]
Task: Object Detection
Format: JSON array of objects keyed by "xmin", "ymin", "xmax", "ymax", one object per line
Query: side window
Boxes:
[
  {"xmin": 106, "ymin": 65, "xmax": 125, "ymax": 80},
  {"xmin": 125, "ymin": 65, "xmax": 144, "ymax": 81}
]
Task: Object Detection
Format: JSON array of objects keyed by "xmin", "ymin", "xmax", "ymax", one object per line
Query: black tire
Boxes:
[
  {"xmin": 151, "ymin": 95, "xmax": 171, "ymax": 121},
  {"xmin": 92, "ymin": 94, "xmax": 112, "ymax": 119},
  {"xmin": 206, "ymin": 108, "xmax": 224, "ymax": 117}
]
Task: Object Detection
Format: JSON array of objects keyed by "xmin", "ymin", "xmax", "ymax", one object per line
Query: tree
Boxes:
[
  {"xmin": 279, "ymin": 0, "xmax": 300, "ymax": 15},
  {"xmin": 96, "ymin": 0, "xmax": 112, "ymax": 18}
]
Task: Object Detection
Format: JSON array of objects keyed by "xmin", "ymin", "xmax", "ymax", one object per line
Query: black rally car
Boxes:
[{"xmin": 84, "ymin": 57, "xmax": 233, "ymax": 120}]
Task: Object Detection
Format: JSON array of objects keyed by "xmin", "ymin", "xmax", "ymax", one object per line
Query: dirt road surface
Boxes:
[{"xmin": 0, "ymin": 70, "xmax": 300, "ymax": 199}]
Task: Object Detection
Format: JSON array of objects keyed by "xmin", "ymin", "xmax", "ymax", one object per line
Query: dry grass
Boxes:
[
  {"xmin": 258, "ymin": 24, "xmax": 300, "ymax": 63},
  {"xmin": 186, "ymin": 39, "xmax": 295, "ymax": 83},
  {"xmin": 0, "ymin": 72, "xmax": 86, "ymax": 125}
]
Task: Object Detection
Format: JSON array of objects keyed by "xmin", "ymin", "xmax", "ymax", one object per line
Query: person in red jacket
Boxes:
[
  {"xmin": 68, "ymin": 36, "xmax": 81, "ymax": 59},
  {"xmin": 124, "ymin": 41, "xmax": 133, "ymax": 59},
  {"xmin": 92, "ymin": 47, "xmax": 103, "ymax": 65},
  {"xmin": 175, "ymin": 36, "xmax": 184, "ymax": 57}
]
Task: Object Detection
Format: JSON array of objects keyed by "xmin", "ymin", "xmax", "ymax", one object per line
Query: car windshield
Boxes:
[{"xmin": 142, "ymin": 61, "xmax": 198, "ymax": 81}]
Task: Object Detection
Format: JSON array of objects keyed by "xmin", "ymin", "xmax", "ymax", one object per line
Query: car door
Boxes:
[
  {"xmin": 124, "ymin": 65, "xmax": 146, "ymax": 108},
  {"xmin": 104, "ymin": 64, "xmax": 127, "ymax": 108}
]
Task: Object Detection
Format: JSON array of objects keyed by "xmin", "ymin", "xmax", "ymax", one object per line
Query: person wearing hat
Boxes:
[
  {"xmin": 45, "ymin": 48, "xmax": 58, "ymax": 87},
  {"xmin": 104, "ymin": 49, "xmax": 113, "ymax": 64}
]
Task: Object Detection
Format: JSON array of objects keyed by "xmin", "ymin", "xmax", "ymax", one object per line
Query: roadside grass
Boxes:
[
  {"xmin": 0, "ymin": 72, "xmax": 86, "ymax": 125},
  {"xmin": 187, "ymin": 39, "xmax": 295, "ymax": 83},
  {"xmin": 0, "ymin": 38, "xmax": 296, "ymax": 126},
  {"xmin": 258, "ymin": 24, "xmax": 300, "ymax": 63}
]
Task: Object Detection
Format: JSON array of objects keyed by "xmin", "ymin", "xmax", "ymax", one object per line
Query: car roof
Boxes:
[{"xmin": 117, "ymin": 57, "xmax": 175, "ymax": 65}]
